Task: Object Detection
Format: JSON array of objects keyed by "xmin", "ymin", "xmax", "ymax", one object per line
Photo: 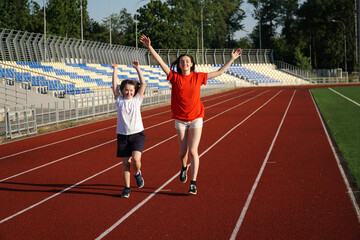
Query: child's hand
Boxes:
[
  {"xmin": 231, "ymin": 48, "xmax": 242, "ymax": 59},
  {"xmin": 111, "ymin": 63, "xmax": 118, "ymax": 69},
  {"xmin": 132, "ymin": 61, "xmax": 140, "ymax": 69},
  {"xmin": 140, "ymin": 35, "xmax": 151, "ymax": 48}
]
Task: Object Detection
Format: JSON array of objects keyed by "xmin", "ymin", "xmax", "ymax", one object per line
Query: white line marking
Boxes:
[
  {"xmin": 230, "ymin": 90, "xmax": 296, "ymax": 240},
  {"xmin": 95, "ymin": 90, "xmax": 282, "ymax": 240},
  {"xmin": 329, "ymin": 87, "xmax": 360, "ymax": 107},
  {"xmin": 0, "ymin": 90, "xmax": 250, "ymax": 160},
  {"xmin": 1, "ymin": 90, "xmax": 255, "ymax": 181},
  {"xmin": 0, "ymin": 134, "xmax": 176, "ymax": 224},
  {"xmin": 0, "ymin": 126, "xmax": 116, "ymax": 161},
  {"xmin": 310, "ymin": 90, "xmax": 360, "ymax": 223},
  {"xmin": 0, "ymin": 139, "xmax": 116, "ymax": 182},
  {"xmin": 0, "ymin": 89, "xmax": 263, "ymax": 224},
  {"xmin": 0, "ymin": 161, "xmax": 122, "ymax": 224}
]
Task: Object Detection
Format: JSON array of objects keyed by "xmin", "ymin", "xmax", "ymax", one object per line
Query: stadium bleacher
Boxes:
[
  {"xmin": 227, "ymin": 63, "xmax": 308, "ymax": 85},
  {"xmin": 1, "ymin": 61, "xmax": 310, "ymax": 99}
]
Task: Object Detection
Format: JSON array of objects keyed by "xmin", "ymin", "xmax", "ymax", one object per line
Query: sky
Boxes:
[{"xmin": 86, "ymin": 0, "xmax": 256, "ymax": 39}]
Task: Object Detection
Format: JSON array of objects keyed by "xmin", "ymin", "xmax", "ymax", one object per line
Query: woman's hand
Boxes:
[
  {"xmin": 231, "ymin": 48, "xmax": 242, "ymax": 59},
  {"xmin": 140, "ymin": 35, "xmax": 151, "ymax": 48}
]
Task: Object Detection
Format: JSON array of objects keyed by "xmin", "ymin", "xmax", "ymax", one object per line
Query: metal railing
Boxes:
[
  {"xmin": 275, "ymin": 61, "xmax": 349, "ymax": 83},
  {"xmin": 2, "ymin": 82, "xmax": 235, "ymax": 138},
  {"xmin": 1, "ymin": 28, "xmax": 274, "ymax": 67},
  {"xmin": 0, "ymin": 28, "xmax": 148, "ymax": 65}
]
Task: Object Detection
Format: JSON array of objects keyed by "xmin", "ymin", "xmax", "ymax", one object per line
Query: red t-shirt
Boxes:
[{"xmin": 167, "ymin": 70, "xmax": 208, "ymax": 121}]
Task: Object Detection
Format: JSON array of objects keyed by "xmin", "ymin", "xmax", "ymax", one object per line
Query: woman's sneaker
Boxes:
[
  {"xmin": 179, "ymin": 166, "xmax": 188, "ymax": 183},
  {"xmin": 188, "ymin": 183, "xmax": 197, "ymax": 195},
  {"xmin": 134, "ymin": 171, "xmax": 144, "ymax": 188},
  {"xmin": 121, "ymin": 187, "xmax": 130, "ymax": 198}
]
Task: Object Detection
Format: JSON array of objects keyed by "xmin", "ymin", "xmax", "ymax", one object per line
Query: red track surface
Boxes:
[{"xmin": 1, "ymin": 87, "xmax": 359, "ymax": 239}]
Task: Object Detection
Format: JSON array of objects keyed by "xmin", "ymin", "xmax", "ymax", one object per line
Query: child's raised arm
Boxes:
[
  {"xmin": 111, "ymin": 63, "xmax": 120, "ymax": 99},
  {"xmin": 140, "ymin": 35, "xmax": 170, "ymax": 76},
  {"xmin": 207, "ymin": 48, "xmax": 242, "ymax": 79},
  {"xmin": 133, "ymin": 61, "xmax": 146, "ymax": 98}
]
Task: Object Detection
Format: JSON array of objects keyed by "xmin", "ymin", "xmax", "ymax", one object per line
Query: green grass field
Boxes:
[{"xmin": 311, "ymin": 86, "xmax": 360, "ymax": 188}]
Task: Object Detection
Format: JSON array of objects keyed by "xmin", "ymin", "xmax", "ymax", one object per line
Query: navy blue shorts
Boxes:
[{"xmin": 116, "ymin": 131, "xmax": 146, "ymax": 157}]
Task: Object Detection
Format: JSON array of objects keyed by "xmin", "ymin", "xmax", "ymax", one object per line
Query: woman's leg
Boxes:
[
  {"xmin": 176, "ymin": 129, "xmax": 189, "ymax": 167},
  {"xmin": 122, "ymin": 157, "xmax": 132, "ymax": 188},
  {"xmin": 188, "ymin": 127, "xmax": 202, "ymax": 181}
]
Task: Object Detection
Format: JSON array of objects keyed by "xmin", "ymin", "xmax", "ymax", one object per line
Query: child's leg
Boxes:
[
  {"xmin": 132, "ymin": 150, "xmax": 144, "ymax": 188},
  {"xmin": 131, "ymin": 151, "xmax": 142, "ymax": 175},
  {"xmin": 176, "ymin": 129, "xmax": 189, "ymax": 167},
  {"xmin": 122, "ymin": 157, "xmax": 132, "ymax": 187},
  {"xmin": 188, "ymin": 127, "xmax": 202, "ymax": 181}
]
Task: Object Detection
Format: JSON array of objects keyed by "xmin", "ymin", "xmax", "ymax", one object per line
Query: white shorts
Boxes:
[{"xmin": 175, "ymin": 118, "xmax": 203, "ymax": 130}]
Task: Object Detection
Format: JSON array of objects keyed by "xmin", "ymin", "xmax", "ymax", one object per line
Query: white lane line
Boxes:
[
  {"xmin": 0, "ymin": 139, "xmax": 115, "ymax": 183},
  {"xmin": 310, "ymin": 90, "xmax": 360, "ymax": 223},
  {"xmin": 0, "ymin": 161, "xmax": 122, "ymax": 224},
  {"xmin": 0, "ymin": 89, "xmax": 249, "ymax": 160},
  {"xmin": 95, "ymin": 90, "xmax": 282, "ymax": 240},
  {"xmin": 0, "ymin": 90, "xmax": 255, "ymax": 181},
  {"xmin": 0, "ymin": 134, "xmax": 176, "ymax": 224},
  {"xmin": 0, "ymin": 89, "xmax": 263, "ymax": 224},
  {"xmin": 0, "ymin": 118, "xmax": 173, "ymax": 183},
  {"xmin": 230, "ymin": 90, "xmax": 296, "ymax": 240},
  {"xmin": 0, "ymin": 126, "xmax": 115, "ymax": 161},
  {"xmin": 329, "ymin": 87, "xmax": 360, "ymax": 107}
]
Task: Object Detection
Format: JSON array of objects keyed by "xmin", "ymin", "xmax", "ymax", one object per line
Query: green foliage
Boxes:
[
  {"xmin": 46, "ymin": 0, "xmax": 89, "ymax": 39},
  {"xmin": 0, "ymin": 0, "xmax": 32, "ymax": 30},
  {"xmin": 294, "ymin": 47, "xmax": 312, "ymax": 70},
  {"xmin": 101, "ymin": 9, "xmax": 135, "ymax": 46},
  {"xmin": 238, "ymin": 37, "xmax": 254, "ymax": 49},
  {"xmin": 137, "ymin": 0, "xmax": 174, "ymax": 49},
  {"xmin": 137, "ymin": 0, "xmax": 245, "ymax": 49}
]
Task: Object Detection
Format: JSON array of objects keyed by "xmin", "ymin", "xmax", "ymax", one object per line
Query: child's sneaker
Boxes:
[
  {"xmin": 179, "ymin": 166, "xmax": 188, "ymax": 183},
  {"xmin": 188, "ymin": 183, "xmax": 197, "ymax": 195},
  {"xmin": 121, "ymin": 187, "xmax": 130, "ymax": 198},
  {"xmin": 134, "ymin": 170, "xmax": 144, "ymax": 188}
]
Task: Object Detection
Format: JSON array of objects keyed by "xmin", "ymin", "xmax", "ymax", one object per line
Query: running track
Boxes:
[{"xmin": 1, "ymin": 87, "xmax": 359, "ymax": 239}]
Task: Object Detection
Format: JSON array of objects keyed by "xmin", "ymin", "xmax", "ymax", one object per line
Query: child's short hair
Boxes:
[
  {"xmin": 170, "ymin": 54, "xmax": 195, "ymax": 74},
  {"xmin": 119, "ymin": 79, "xmax": 140, "ymax": 96}
]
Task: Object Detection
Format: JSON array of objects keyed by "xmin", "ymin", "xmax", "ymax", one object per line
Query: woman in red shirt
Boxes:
[{"xmin": 140, "ymin": 35, "xmax": 242, "ymax": 195}]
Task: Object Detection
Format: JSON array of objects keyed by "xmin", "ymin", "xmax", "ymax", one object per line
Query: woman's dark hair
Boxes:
[
  {"xmin": 170, "ymin": 54, "xmax": 195, "ymax": 74},
  {"xmin": 119, "ymin": 79, "xmax": 140, "ymax": 96}
]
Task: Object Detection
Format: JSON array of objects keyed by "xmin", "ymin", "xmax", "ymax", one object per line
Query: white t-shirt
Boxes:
[{"xmin": 115, "ymin": 94, "xmax": 144, "ymax": 135}]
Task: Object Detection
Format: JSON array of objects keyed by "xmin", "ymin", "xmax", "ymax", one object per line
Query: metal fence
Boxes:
[
  {"xmin": 149, "ymin": 49, "xmax": 274, "ymax": 66},
  {"xmin": 0, "ymin": 28, "xmax": 148, "ymax": 65},
  {"xmin": 2, "ymin": 82, "xmax": 235, "ymax": 139},
  {"xmin": 274, "ymin": 61, "xmax": 351, "ymax": 83},
  {"xmin": 1, "ymin": 28, "xmax": 273, "ymax": 66}
]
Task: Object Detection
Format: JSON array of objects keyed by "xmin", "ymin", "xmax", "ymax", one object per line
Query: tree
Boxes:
[
  {"xmin": 248, "ymin": 0, "xmax": 283, "ymax": 49},
  {"xmin": 0, "ymin": 0, "xmax": 32, "ymax": 30},
  {"xmin": 294, "ymin": 46, "xmax": 311, "ymax": 70},
  {"xmin": 28, "ymin": 0, "xmax": 43, "ymax": 33},
  {"xmin": 298, "ymin": 0, "xmax": 355, "ymax": 71},
  {"xmin": 137, "ymin": 0, "xmax": 174, "ymax": 49},
  {"xmin": 87, "ymin": 18, "xmax": 108, "ymax": 43},
  {"xmin": 136, "ymin": 0, "xmax": 245, "ymax": 49},
  {"xmin": 46, "ymin": 0, "xmax": 89, "ymax": 39},
  {"xmin": 101, "ymin": 9, "xmax": 135, "ymax": 46}
]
